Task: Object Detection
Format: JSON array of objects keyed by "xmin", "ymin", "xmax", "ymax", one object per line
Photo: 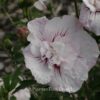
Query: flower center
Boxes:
[{"xmin": 40, "ymin": 41, "xmax": 63, "ymax": 67}]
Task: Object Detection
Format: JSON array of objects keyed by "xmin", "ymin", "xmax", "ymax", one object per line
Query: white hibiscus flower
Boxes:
[
  {"xmin": 13, "ymin": 88, "xmax": 30, "ymax": 100},
  {"xmin": 79, "ymin": 4, "xmax": 100, "ymax": 35},
  {"xmin": 83, "ymin": 0, "xmax": 100, "ymax": 12},
  {"xmin": 23, "ymin": 16, "xmax": 99, "ymax": 93},
  {"xmin": 34, "ymin": 0, "xmax": 49, "ymax": 11}
]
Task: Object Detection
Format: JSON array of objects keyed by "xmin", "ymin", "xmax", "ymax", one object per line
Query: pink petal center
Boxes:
[{"xmin": 53, "ymin": 64, "xmax": 61, "ymax": 75}]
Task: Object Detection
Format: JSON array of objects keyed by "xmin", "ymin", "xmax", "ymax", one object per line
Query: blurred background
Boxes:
[{"xmin": 0, "ymin": 0, "xmax": 100, "ymax": 100}]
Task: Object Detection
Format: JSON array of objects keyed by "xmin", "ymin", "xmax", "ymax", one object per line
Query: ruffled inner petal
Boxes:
[{"xmin": 23, "ymin": 45, "xmax": 53, "ymax": 84}]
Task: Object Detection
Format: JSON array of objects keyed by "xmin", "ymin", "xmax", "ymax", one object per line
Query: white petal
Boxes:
[
  {"xmin": 79, "ymin": 4, "xmax": 92, "ymax": 30},
  {"xmin": 52, "ymin": 40, "xmax": 78, "ymax": 66},
  {"xmin": 39, "ymin": 0, "xmax": 49, "ymax": 4},
  {"xmin": 76, "ymin": 29, "xmax": 99, "ymax": 70},
  {"xmin": 34, "ymin": 1, "xmax": 47, "ymax": 11},
  {"xmin": 95, "ymin": 0, "xmax": 100, "ymax": 11},
  {"xmin": 49, "ymin": 62, "xmax": 83, "ymax": 93},
  {"xmin": 83, "ymin": 0, "xmax": 100, "ymax": 12},
  {"xmin": 44, "ymin": 17, "xmax": 63, "ymax": 42},
  {"xmin": 91, "ymin": 13, "xmax": 100, "ymax": 35},
  {"xmin": 30, "ymin": 40, "xmax": 41, "ymax": 57},
  {"xmin": 44, "ymin": 15, "xmax": 82, "ymax": 42},
  {"xmin": 13, "ymin": 88, "xmax": 30, "ymax": 100},
  {"xmin": 83, "ymin": 0, "xmax": 96, "ymax": 12},
  {"xmin": 27, "ymin": 17, "xmax": 48, "ymax": 42},
  {"xmin": 80, "ymin": 4, "xmax": 100, "ymax": 35},
  {"xmin": 23, "ymin": 45, "xmax": 53, "ymax": 84},
  {"xmin": 69, "ymin": 14, "xmax": 99, "ymax": 70}
]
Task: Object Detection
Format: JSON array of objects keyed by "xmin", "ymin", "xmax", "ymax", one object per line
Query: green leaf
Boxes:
[
  {"xmin": 30, "ymin": 94, "xmax": 37, "ymax": 100},
  {"xmin": 3, "ymin": 67, "xmax": 22, "ymax": 92},
  {"xmin": 10, "ymin": 67, "xmax": 22, "ymax": 90},
  {"xmin": 40, "ymin": 91, "xmax": 59, "ymax": 100},
  {"xmin": 10, "ymin": 96, "xmax": 16, "ymax": 100},
  {"xmin": 3, "ymin": 74, "xmax": 12, "ymax": 92},
  {"xmin": 13, "ymin": 80, "xmax": 34, "ymax": 93}
]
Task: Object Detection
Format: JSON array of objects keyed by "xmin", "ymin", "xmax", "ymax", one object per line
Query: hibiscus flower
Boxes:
[
  {"xmin": 23, "ymin": 16, "xmax": 99, "ymax": 93},
  {"xmin": 34, "ymin": 0, "xmax": 49, "ymax": 11},
  {"xmin": 80, "ymin": 4, "xmax": 100, "ymax": 35},
  {"xmin": 83, "ymin": 0, "xmax": 100, "ymax": 12}
]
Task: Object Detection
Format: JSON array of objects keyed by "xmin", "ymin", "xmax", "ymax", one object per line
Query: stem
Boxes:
[
  {"xmin": 2, "ymin": 8, "xmax": 15, "ymax": 26},
  {"xmin": 23, "ymin": 8, "xmax": 31, "ymax": 20},
  {"xmin": 73, "ymin": 0, "xmax": 79, "ymax": 18}
]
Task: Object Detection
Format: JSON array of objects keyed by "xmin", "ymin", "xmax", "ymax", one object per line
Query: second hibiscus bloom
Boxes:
[{"xmin": 80, "ymin": 0, "xmax": 100, "ymax": 35}]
